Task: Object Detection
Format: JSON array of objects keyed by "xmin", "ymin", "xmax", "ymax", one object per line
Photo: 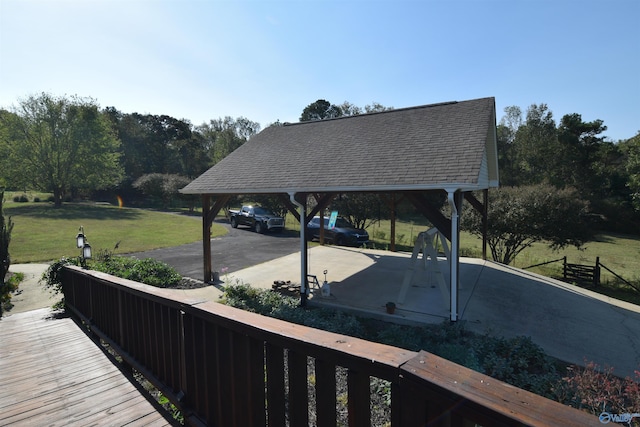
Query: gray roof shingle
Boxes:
[{"xmin": 181, "ymin": 97, "xmax": 498, "ymax": 195}]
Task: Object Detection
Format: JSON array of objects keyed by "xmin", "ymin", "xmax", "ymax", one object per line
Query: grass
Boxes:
[
  {"xmin": 4, "ymin": 200, "xmax": 227, "ymax": 263},
  {"xmin": 287, "ymin": 212, "xmax": 640, "ymax": 284},
  {"xmin": 5, "ymin": 198, "xmax": 640, "ymax": 304},
  {"xmin": 366, "ymin": 218, "xmax": 640, "ymax": 305}
]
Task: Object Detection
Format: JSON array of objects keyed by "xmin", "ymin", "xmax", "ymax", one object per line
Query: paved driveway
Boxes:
[{"xmin": 131, "ymin": 219, "xmax": 301, "ymax": 281}]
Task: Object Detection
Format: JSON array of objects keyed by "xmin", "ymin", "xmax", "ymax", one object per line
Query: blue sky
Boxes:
[{"xmin": 1, "ymin": 0, "xmax": 638, "ymax": 141}]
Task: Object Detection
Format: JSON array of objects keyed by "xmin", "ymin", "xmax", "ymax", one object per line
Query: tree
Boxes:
[
  {"xmin": 461, "ymin": 185, "xmax": 594, "ymax": 265},
  {"xmin": 133, "ymin": 173, "xmax": 191, "ymax": 209},
  {"xmin": 555, "ymin": 113, "xmax": 608, "ymax": 194},
  {"xmin": 330, "ymin": 193, "xmax": 389, "ymax": 229},
  {"xmin": 0, "ymin": 189, "xmax": 13, "ymax": 288},
  {"xmin": 198, "ymin": 117, "xmax": 260, "ymax": 165},
  {"xmin": 300, "ymin": 99, "xmax": 393, "ymax": 122},
  {"xmin": 623, "ymin": 132, "xmax": 640, "ymax": 211},
  {"xmin": 0, "ymin": 93, "xmax": 123, "ymax": 207},
  {"xmin": 496, "ymin": 106, "xmax": 523, "ymax": 186},
  {"xmin": 300, "ymin": 99, "xmax": 342, "ymax": 122},
  {"xmin": 509, "ymin": 104, "xmax": 559, "ymax": 186}
]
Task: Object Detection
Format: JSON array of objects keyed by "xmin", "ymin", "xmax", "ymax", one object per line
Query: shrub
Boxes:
[
  {"xmin": 221, "ymin": 285, "xmax": 568, "ymax": 398},
  {"xmin": 33, "ymin": 197, "xmax": 40, "ymax": 202},
  {"xmin": 1, "ymin": 272, "xmax": 22, "ymax": 313},
  {"xmin": 44, "ymin": 254, "xmax": 183, "ymax": 295},
  {"xmin": 92, "ymin": 256, "xmax": 182, "ymax": 288},
  {"xmin": 12, "ymin": 194, "xmax": 28, "ymax": 202},
  {"xmin": 474, "ymin": 335, "xmax": 561, "ymax": 396},
  {"xmin": 553, "ymin": 361, "xmax": 640, "ymax": 422}
]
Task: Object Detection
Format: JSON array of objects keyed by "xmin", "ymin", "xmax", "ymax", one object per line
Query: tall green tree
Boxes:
[
  {"xmin": 461, "ymin": 185, "xmax": 594, "ymax": 265},
  {"xmin": 0, "ymin": 93, "xmax": 123, "ymax": 207},
  {"xmin": 510, "ymin": 104, "xmax": 559, "ymax": 186},
  {"xmin": 300, "ymin": 99, "xmax": 343, "ymax": 121},
  {"xmin": 623, "ymin": 131, "xmax": 640, "ymax": 211},
  {"xmin": 496, "ymin": 106, "xmax": 523, "ymax": 186},
  {"xmin": 554, "ymin": 113, "xmax": 607, "ymax": 194},
  {"xmin": 197, "ymin": 116, "xmax": 260, "ymax": 165}
]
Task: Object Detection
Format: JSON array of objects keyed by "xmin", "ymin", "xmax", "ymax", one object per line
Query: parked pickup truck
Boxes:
[{"xmin": 228, "ymin": 206, "xmax": 285, "ymax": 233}]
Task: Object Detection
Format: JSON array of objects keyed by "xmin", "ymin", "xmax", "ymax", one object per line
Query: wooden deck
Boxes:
[{"xmin": 0, "ymin": 308, "xmax": 175, "ymax": 427}]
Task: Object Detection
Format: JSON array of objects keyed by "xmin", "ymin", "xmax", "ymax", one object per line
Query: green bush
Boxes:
[
  {"xmin": 43, "ymin": 254, "xmax": 183, "ymax": 296},
  {"xmin": 12, "ymin": 194, "xmax": 28, "ymax": 202},
  {"xmin": 92, "ymin": 256, "xmax": 182, "ymax": 288},
  {"xmin": 221, "ymin": 284, "xmax": 565, "ymax": 397}
]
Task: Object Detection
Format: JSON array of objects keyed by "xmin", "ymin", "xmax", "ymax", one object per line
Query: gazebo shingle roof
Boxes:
[{"xmin": 181, "ymin": 97, "xmax": 498, "ymax": 195}]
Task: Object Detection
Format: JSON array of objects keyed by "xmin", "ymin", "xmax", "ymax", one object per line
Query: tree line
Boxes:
[
  {"xmin": 1, "ymin": 93, "xmax": 639, "ymax": 264},
  {"xmin": 0, "ymin": 93, "xmax": 260, "ymax": 208}
]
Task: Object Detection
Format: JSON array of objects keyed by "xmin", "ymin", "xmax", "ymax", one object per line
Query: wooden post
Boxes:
[
  {"xmin": 202, "ymin": 194, "xmax": 212, "ymax": 283},
  {"xmin": 201, "ymin": 194, "xmax": 231, "ymax": 283},
  {"xmin": 390, "ymin": 193, "xmax": 396, "ymax": 252}
]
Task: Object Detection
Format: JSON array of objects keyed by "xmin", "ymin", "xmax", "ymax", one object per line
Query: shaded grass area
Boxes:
[{"xmin": 5, "ymin": 202, "xmax": 227, "ymax": 263}]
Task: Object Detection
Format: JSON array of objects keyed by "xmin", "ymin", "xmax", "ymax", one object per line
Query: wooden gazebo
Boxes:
[{"xmin": 181, "ymin": 97, "xmax": 499, "ymax": 321}]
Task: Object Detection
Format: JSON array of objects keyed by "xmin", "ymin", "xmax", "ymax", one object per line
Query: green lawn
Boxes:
[
  {"xmin": 5, "ymin": 200, "xmax": 639, "ymax": 303},
  {"xmin": 4, "ymin": 201, "xmax": 227, "ymax": 263}
]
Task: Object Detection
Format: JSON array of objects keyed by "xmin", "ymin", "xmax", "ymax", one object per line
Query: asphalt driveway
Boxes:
[{"xmin": 131, "ymin": 219, "xmax": 301, "ymax": 281}]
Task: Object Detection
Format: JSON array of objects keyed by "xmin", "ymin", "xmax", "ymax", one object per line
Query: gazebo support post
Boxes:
[
  {"xmin": 202, "ymin": 194, "xmax": 230, "ymax": 283},
  {"xmin": 290, "ymin": 192, "xmax": 309, "ymax": 306},
  {"xmin": 447, "ymin": 190, "xmax": 462, "ymax": 322}
]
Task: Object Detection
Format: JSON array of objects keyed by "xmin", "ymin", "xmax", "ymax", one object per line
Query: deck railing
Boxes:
[{"xmin": 61, "ymin": 265, "xmax": 599, "ymax": 427}]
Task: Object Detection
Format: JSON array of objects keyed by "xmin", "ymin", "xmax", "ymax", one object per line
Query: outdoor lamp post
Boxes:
[
  {"xmin": 76, "ymin": 227, "xmax": 85, "ymax": 249},
  {"xmin": 82, "ymin": 241, "xmax": 92, "ymax": 260},
  {"xmin": 76, "ymin": 226, "xmax": 92, "ymax": 267}
]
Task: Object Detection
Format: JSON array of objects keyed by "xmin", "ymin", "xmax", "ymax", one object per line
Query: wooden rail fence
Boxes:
[
  {"xmin": 564, "ymin": 256, "xmax": 601, "ymax": 287},
  {"xmin": 60, "ymin": 265, "xmax": 600, "ymax": 427}
]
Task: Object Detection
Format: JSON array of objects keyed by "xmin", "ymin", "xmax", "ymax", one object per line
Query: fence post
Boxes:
[
  {"xmin": 563, "ymin": 256, "xmax": 567, "ymax": 282},
  {"xmin": 595, "ymin": 257, "xmax": 600, "ymax": 287}
]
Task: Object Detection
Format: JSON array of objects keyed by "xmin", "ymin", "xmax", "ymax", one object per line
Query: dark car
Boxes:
[{"xmin": 306, "ymin": 216, "xmax": 370, "ymax": 247}]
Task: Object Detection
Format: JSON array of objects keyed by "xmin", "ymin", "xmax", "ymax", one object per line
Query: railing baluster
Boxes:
[
  {"xmin": 248, "ymin": 337, "xmax": 267, "ymax": 426},
  {"xmin": 315, "ymin": 358, "xmax": 336, "ymax": 427},
  {"xmin": 266, "ymin": 343, "xmax": 286, "ymax": 427},
  {"xmin": 288, "ymin": 349, "xmax": 309, "ymax": 426},
  {"xmin": 347, "ymin": 368, "xmax": 370, "ymax": 427}
]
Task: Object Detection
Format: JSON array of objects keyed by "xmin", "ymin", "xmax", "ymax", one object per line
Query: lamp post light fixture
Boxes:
[
  {"xmin": 76, "ymin": 227, "xmax": 85, "ymax": 249},
  {"xmin": 76, "ymin": 226, "xmax": 92, "ymax": 267}
]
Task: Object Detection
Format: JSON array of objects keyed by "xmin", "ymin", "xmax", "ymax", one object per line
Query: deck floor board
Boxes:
[{"xmin": 0, "ymin": 308, "xmax": 175, "ymax": 427}]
